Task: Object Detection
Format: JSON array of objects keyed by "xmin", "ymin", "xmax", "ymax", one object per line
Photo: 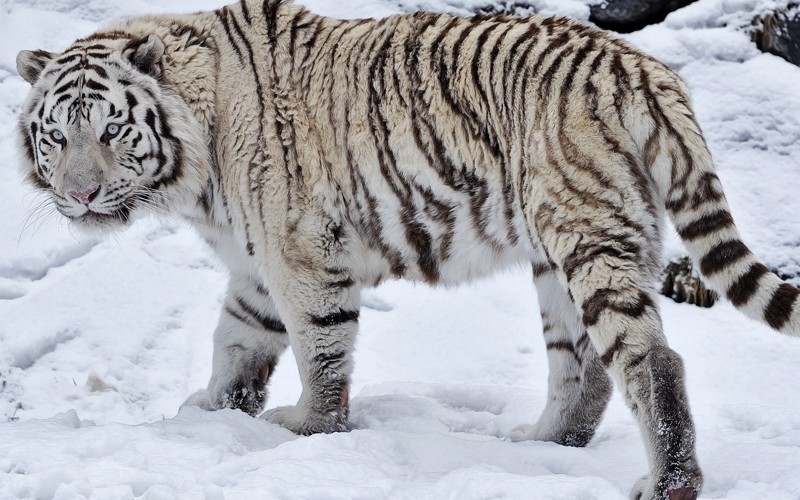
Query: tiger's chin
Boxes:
[{"xmin": 67, "ymin": 207, "xmax": 134, "ymax": 234}]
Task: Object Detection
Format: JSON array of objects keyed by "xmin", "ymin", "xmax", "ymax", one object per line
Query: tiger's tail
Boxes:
[{"xmin": 645, "ymin": 66, "xmax": 800, "ymax": 336}]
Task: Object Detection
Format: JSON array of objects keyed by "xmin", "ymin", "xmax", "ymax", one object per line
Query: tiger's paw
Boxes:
[
  {"xmin": 508, "ymin": 423, "xmax": 595, "ymax": 447},
  {"xmin": 630, "ymin": 474, "xmax": 701, "ymax": 500},
  {"xmin": 182, "ymin": 389, "xmax": 218, "ymax": 411},
  {"xmin": 261, "ymin": 404, "xmax": 350, "ymax": 435},
  {"xmin": 508, "ymin": 423, "xmax": 536, "ymax": 442}
]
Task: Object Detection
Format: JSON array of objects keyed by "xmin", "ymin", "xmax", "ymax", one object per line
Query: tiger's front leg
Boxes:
[
  {"xmin": 260, "ymin": 264, "xmax": 360, "ymax": 435},
  {"xmin": 183, "ymin": 273, "xmax": 290, "ymax": 416}
]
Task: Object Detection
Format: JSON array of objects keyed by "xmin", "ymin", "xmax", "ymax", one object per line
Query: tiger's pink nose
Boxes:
[{"xmin": 69, "ymin": 186, "xmax": 99, "ymax": 205}]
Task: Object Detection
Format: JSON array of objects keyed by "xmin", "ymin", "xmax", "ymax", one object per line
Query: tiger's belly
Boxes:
[{"xmin": 345, "ymin": 177, "xmax": 539, "ymax": 288}]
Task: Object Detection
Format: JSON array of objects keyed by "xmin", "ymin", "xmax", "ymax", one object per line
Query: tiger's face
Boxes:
[{"xmin": 16, "ymin": 34, "xmax": 206, "ymax": 232}]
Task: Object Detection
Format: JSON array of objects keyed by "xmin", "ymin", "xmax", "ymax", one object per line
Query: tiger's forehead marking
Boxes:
[{"xmin": 41, "ymin": 47, "xmax": 120, "ymax": 126}]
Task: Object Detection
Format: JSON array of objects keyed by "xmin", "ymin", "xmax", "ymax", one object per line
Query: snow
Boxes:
[{"xmin": 0, "ymin": 0, "xmax": 799, "ymax": 498}]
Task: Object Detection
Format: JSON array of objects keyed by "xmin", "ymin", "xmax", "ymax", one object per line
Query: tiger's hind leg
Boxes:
[
  {"xmin": 183, "ymin": 273, "xmax": 289, "ymax": 416},
  {"xmin": 511, "ymin": 263, "xmax": 613, "ymax": 446},
  {"xmin": 510, "ymin": 263, "xmax": 612, "ymax": 447},
  {"xmin": 536, "ymin": 221, "xmax": 702, "ymax": 499}
]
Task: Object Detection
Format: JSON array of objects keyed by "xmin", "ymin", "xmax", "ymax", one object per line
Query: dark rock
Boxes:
[
  {"xmin": 474, "ymin": 1, "xmax": 536, "ymax": 17},
  {"xmin": 661, "ymin": 256, "xmax": 718, "ymax": 308},
  {"xmin": 590, "ymin": 0, "xmax": 699, "ymax": 33},
  {"xmin": 752, "ymin": 5, "xmax": 800, "ymax": 67}
]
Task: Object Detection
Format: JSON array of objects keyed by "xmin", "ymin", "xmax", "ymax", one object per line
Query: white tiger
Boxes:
[{"xmin": 16, "ymin": 1, "xmax": 800, "ymax": 498}]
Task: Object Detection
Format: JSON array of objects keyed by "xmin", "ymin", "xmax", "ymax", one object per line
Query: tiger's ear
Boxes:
[
  {"xmin": 123, "ymin": 34, "xmax": 165, "ymax": 78},
  {"xmin": 16, "ymin": 50, "xmax": 55, "ymax": 85}
]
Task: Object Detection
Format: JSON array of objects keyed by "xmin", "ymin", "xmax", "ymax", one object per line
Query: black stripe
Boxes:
[
  {"xmin": 677, "ymin": 209, "xmax": 734, "ymax": 242},
  {"xmin": 20, "ymin": 122, "xmax": 36, "ymax": 164},
  {"xmin": 299, "ymin": 19, "xmax": 322, "ymax": 66},
  {"xmin": 144, "ymin": 109, "xmax": 167, "ymax": 178},
  {"xmin": 539, "ymin": 41, "xmax": 573, "ymax": 97},
  {"xmin": 502, "ymin": 22, "xmax": 536, "ymax": 117},
  {"xmin": 470, "ymin": 21, "xmax": 500, "ymax": 113},
  {"xmin": 266, "ymin": 0, "xmax": 300, "ymax": 224},
  {"xmin": 699, "ymin": 240, "xmax": 750, "ymax": 276},
  {"xmin": 85, "ymin": 79, "xmax": 109, "ymax": 91},
  {"xmin": 563, "ymin": 38, "xmax": 594, "ymax": 92},
  {"xmin": 53, "ymin": 80, "xmax": 78, "ymax": 96},
  {"xmin": 148, "ymin": 95, "xmax": 183, "ymax": 186},
  {"xmin": 563, "ymin": 241, "xmax": 640, "ymax": 283},
  {"xmin": 225, "ymin": 306, "xmax": 259, "ymax": 330},
  {"xmin": 691, "ymin": 172, "xmax": 724, "ymax": 209},
  {"xmin": 54, "ymin": 53, "xmax": 82, "ymax": 65},
  {"xmin": 227, "ymin": 2, "xmax": 265, "ymax": 139},
  {"xmin": 288, "ymin": 9, "xmax": 306, "ymax": 61},
  {"xmin": 52, "ymin": 63, "xmax": 82, "ymax": 86},
  {"xmin": 255, "ymin": 282, "xmax": 271, "ymax": 297},
  {"xmin": 531, "ymin": 262, "xmax": 551, "ymax": 278},
  {"xmin": 547, "ymin": 340, "xmax": 582, "ymax": 365},
  {"xmin": 215, "ymin": 9, "xmax": 245, "ymax": 65},
  {"xmin": 118, "ymin": 126, "xmax": 134, "ymax": 143},
  {"xmin": 313, "ymin": 351, "xmax": 346, "ymax": 368},
  {"xmin": 599, "ymin": 334, "xmax": 626, "ymax": 367},
  {"xmin": 327, "ymin": 277, "xmax": 355, "ymax": 289},
  {"xmin": 508, "ymin": 23, "xmax": 541, "ymax": 117},
  {"xmin": 582, "ymin": 289, "xmax": 654, "ymax": 327},
  {"xmin": 264, "ymin": 0, "xmax": 281, "ymax": 42},
  {"xmin": 486, "ymin": 21, "xmax": 515, "ymax": 112},
  {"xmin": 310, "ymin": 309, "xmax": 359, "ymax": 328},
  {"xmin": 51, "ymin": 93, "xmax": 72, "ymax": 113},
  {"xmin": 235, "ymin": 297, "xmax": 287, "ymax": 333},
  {"xmin": 352, "ymin": 167, "xmax": 407, "ymax": 277},
  {"xmin": 764, "ymin": 283, "xmax": 799, "ymax": 330},
  {"xmin": 144, "ymin": 109, "xmax": 159, "ymax": 135},
  {"xmin": 86, "ymin": 63, "xmax": 109, "ymax": 79},
  {"xmin": 727, "ymin": 263, "xmax": 769, "ymax": 307},
  {"xmin": 240, "ymin": 0, "xmax": 251, "ymax": 23},
  {"xmin": 575, "ymin": 331, "xmax": 591, "ymax": 351},
  {"xmin": 300, "ymin": 21, "xmax": 340, "ymax": 89},
  {"xmin": 125, "ymin": 91, "xmax": 138, "ymax": 113}
]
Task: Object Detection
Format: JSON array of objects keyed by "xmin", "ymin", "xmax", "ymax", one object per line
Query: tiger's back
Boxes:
[{"xmin": 216, "ymin": 7, "xmax": 671, "ymax": 288}]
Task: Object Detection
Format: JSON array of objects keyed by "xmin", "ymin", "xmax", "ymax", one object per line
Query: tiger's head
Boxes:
[{"xmin": 16, "ymin": 34, "xmax": 210, "ymax": 232}]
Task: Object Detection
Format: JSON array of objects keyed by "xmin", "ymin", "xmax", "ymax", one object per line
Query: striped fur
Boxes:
[{"xmin": 16, "ymin": 1, "xmax": 800, "ymax": 498}]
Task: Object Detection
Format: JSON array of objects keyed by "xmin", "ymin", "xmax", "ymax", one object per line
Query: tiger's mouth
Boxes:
[{"xmin": 67, "ymin": 205, "xmax": 133, "ymax": 231}]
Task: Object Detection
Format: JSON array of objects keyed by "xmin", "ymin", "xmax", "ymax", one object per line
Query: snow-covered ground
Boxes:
[{"xmin": 1, "ymin": 0, "xmax": 799, "ymax": 498}]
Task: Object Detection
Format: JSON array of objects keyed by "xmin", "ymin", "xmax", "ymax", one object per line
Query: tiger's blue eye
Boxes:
[
  {"xmin": 106, "ymin": 123, "xmax": 121, "ymax": 137},
  {"xmin": 51, "ymin": 130, "xmax": 65, "ymax": 143}
]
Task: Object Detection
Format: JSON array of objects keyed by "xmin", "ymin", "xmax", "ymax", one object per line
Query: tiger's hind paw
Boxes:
[
  {"xmin": 182, "ymin": 389, "xmax": 217, "ymax": 411},
  {"xmin": 508, "ymin": 423, "xmax": 595, "ymax": 447},
  {"xmin": 630, "ymin": 474, "xmax": 701, "ymax": 500},
  {"xmin": 508, "ymin": 424, "xmax": 536, "ymax": 442}
]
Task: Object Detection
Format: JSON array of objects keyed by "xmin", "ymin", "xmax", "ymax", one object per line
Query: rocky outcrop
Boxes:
[
  {"xmin": 589, "ymin": 0, "xmax": 698, "ymax": 33},
  {"xmin": 660, "ymin": 257, "xmax": 718, "ymax": 308},
  {"xmin": 752, "ymin": 5, "xmax": 800, "ymax": 67},
  {"xmin": 474, "ymin": 1, "xmax": 536, "ymax": 17}
]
